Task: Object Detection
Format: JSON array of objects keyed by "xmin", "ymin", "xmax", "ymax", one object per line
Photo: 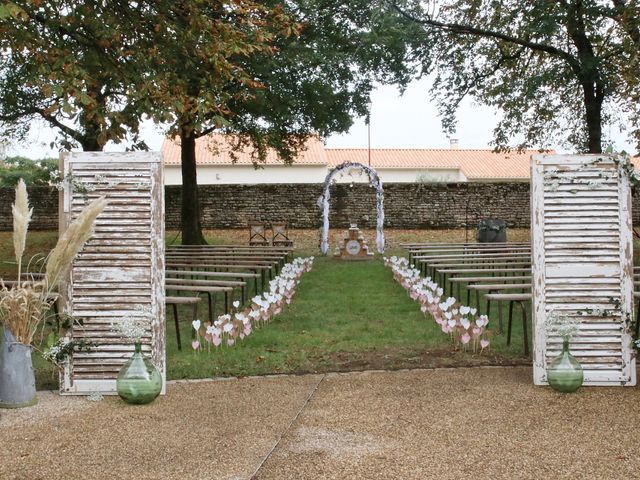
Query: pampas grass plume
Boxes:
[
  {"xmin": 45, "ymin": 196, "xmax": 108, "ymax": 290},
  {"xmin": 12, "ymin": 179, "xmax": 33, "ymax": 283}
]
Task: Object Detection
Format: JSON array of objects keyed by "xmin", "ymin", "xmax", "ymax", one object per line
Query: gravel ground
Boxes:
[
  {"xmin": 256, "ymin": 367, "xmax": 640, "ymax": 480},
  {"xmin": 2, "ymin": 366, "xmax": 639, "ymax": 480},
  {"xmin": 0, "ymin": 375, "xmax": 321, "ymax": 480}
]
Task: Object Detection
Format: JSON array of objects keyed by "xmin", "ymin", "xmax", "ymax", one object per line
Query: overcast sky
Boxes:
[{"xmin": 4, "ymin": 76, "xmax": 636, "ymax": 158}]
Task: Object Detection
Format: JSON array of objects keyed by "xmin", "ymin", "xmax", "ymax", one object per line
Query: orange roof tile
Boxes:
[
  {"xmin": 326, "ymin": 148, "xmax": 542, "ymax": 180},
  {"xmin": 162, "ymin": 134, "xmax": 554, "ymax": 180},
  {"xmin": 162, "ymin": 134, "xmax": 327, "ymax": 166}
]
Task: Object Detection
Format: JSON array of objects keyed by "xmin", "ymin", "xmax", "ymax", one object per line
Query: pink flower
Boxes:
[
  {"xmin": 212, "ymin": 336, "xmax": 221, "ymax": 347},
  {"xmin": 191, "ymin": 340, "xmax": 200, "ymax": 350},
  {"xmin": 227, "ymin": 338, "xmax": 235, "ymax": 346},
  {"xmin": 460, "ymin": 333, "xmax": 471, "ymax": 344},
  {"xmin": 480, "ymin": 339, "xmax": 490, "ymax": 349},
  {"xmin": 472, "ymin": 327, "xmax": 482, "ymax": 336}
]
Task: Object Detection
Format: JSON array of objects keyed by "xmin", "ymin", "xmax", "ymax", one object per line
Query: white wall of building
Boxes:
[
  {"xmin": 165, "ymin": 165, "xmax": 464, "ymax": 185},
  {"xmin": 333, "ymin": 168, "xmax": 464, "ymax": 184},
  {"xmin": 165, "ymin": 164, "xmax": 328, "ymax": 185}
]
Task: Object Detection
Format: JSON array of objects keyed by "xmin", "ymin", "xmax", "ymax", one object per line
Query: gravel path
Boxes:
[{"xmin": 2, "ymin": 366, "xmax": 639, "ymax": 479}]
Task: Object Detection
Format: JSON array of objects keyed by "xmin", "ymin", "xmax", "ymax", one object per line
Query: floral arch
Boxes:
[{"xmin": 317, "ymin": 162, "xmax": 385, "ymax": 255}]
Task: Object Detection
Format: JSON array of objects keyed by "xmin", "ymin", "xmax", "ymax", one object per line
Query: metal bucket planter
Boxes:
[{"xmin": 0, "ymin": 327, "xmax": 38, "ymax": 408}]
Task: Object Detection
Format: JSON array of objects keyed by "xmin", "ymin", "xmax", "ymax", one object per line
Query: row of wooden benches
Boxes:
[
  {"xmin": 164, "ymin": 244, "xmax": 294, "ymax": 349},
  {"xmin": 1, "ymin": 244, "xmax": 295, "ymax": 351},
  {"xmin": 401, "ymin": 241, "xmax": 640, "ymax": 356}
]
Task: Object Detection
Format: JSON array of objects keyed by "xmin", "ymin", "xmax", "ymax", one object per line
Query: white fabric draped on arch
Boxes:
[{"xmin": 316, "ymin": 162, "xmax": 385, "ymax": 255}]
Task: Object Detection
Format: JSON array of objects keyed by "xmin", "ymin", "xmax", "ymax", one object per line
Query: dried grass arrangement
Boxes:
[{"xmin": 0, "ymin": 179, "xmax": 107, "ymax": 345}]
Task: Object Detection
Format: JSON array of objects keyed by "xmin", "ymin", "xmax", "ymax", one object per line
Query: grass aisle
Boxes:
[{"xmin": 167, "ymin": 256, "xmax": 525, "ymax": 381}]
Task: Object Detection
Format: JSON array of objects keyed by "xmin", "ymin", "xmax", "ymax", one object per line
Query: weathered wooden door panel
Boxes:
[
  {"xmin": 531, "ymin": 154, "xmax": 635, "ymax": 386},
  {"xmin": 59, "ymin": 152, "xmax": 165, "ymax": 395}
]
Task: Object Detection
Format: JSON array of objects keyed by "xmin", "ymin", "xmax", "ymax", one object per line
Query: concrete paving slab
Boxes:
[
  {"xmin": 255, "ymin": 367, "xmax": 640, "ymax": 479},
  {"xmin": 0, "ymin": 375, "xmax": 321, "ymax": 480}
]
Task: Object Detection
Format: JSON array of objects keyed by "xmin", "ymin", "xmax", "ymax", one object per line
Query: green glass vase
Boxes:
[
  {"xmin": 547, "ymin": 338, "xmax": 583, "ymax": 393},
  {"xmin": 116, "ymin": 342, "xmax": 162, "ymax": 404}
]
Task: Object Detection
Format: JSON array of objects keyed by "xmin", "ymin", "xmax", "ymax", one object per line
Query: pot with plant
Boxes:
[
  {"xmin": 0, "ymin": 179, "xmax": 106, "ymax": 408},
  {"xmin": 545, "ymin": 310, "xmax": 584, "ymax": 393},
  {"xmin": 112, "ymin": 307, "xmax": 162, "ymax": 405}
]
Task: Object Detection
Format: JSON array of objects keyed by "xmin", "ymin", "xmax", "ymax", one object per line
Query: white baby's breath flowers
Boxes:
[
  {"xmin": 112, "ymin": 306, "xmax": 152, "ymax": 342},
  {"xmin": 545, "ymin": 311, "xmax": 580, "ymax": 339}
]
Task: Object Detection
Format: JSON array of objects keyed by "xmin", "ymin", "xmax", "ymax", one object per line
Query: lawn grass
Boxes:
[{"xmin": 165, "ymin": 254, "xmax": 531, "ymax": 385}]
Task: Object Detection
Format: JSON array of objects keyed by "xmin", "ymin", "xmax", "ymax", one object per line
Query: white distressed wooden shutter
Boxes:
[
  {"xmin": 59, "ymin": 152, "xmax": 165, "ymax": 394},
  {"xmin": 531, "ymin": 154, "xmax": 636, "ymax": 386}
]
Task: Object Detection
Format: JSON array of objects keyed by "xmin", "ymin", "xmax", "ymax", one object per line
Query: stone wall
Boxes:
[
  {"xmin": 0, "ymin": 186, "xmax": 59, "ymax": 231},
  {"xmin": 3, "ymin": 183, "xmax": 640, "ymax": 230}
]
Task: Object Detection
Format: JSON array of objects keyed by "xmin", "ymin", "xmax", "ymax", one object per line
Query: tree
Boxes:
[
  {"xmin": 147, "ymin": 0, "xmax": 415, "ymax": 243},
  {"xmin": 0, "ymin": 1, "xmax": 149, "ymax": 151},
  {"xmin": 0, "ymin": 1, "xmax": 415, "ymax": 244},
  {"xmin": 388, "ymin": 0, "xmax": 640, "ymax": 153},
  {"xmin": 0, "ymin": 156, "xmax": 57, "ymax": 187}
]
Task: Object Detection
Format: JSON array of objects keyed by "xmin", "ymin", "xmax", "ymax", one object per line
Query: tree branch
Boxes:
[
  {"xmin": 611, "ymin": 0, "xmax": 640, "ymax": 50},
  {"xmin": 387, "ymin": 1, "xmax": 579, "ymax": 69},
  {"xmin": 34, "ymin": 109, "xmax": 84, "ymax": 143}
]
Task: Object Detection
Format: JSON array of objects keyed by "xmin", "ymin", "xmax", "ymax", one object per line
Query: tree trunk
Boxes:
[
  {"xmin": 180, "ymin": 131, "xmax": 207, "ymax": 245},
  {"xmin": 566, "ymin": 2, "xmax": 604, "ymax": 154},
  {"xmin": 80, "ymin": 137, "xmax": 102, "ymax": 152},
  {"xmin": 582, "ymin": 81, "xmax": 603, "ymax": 154}
]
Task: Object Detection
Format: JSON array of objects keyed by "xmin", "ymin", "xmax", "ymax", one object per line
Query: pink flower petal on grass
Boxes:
[{"xmin": 191, "ymin": 340, "xmax": 200, "ymax": 350}]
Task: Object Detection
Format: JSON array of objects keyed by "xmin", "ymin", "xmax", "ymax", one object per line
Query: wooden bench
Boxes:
[
  {"xmin": 435, "ymin": 267, "xmax": 532, "ymax": 295},
  {"xmin": 449, "ymin": 275, "xmax": 532, "ymax": 302},
  {"xmin": 165, "ymin": 262, "xmax": 273, "ymax": 289},
  {"xmin": 167, "ymin": 269, "xmax": 261, "ymax": 296},
  {"xmin": 166, "ymin": 284, "xmax": 234, "ymax": 323},
  {"xmin": 405, "ymin": 242, "xmax": 530, "ymax": 261},
  {"xmin": 467, "ymin": 283, "xmax": 532, "ymax": 316},
  {"xmin": 426, "ymin": 260, "xmax": 531, "ymax": 281},
  {"xmin": 484, "ymin": 293, "xmax": 532, "ymax": 355},
  {"xmin": 165, "ymin": 296, "xmax": 201, "ymax": 350}
]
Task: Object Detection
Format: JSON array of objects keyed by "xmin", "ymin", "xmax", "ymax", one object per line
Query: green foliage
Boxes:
[
  {"xmin": 0, "ymin": 156, "xmax": 57, "ymax": 187},
  {"xmin": 389, "ymin": 0, "xmax": 640, "ymax": 153},
  {"xmin": 208, "ymin": 0, "xmax": 418, "ymax": 163},
  {"xmin": 0, "ymin": 1, "xmax": 153, "ymax": 151}
]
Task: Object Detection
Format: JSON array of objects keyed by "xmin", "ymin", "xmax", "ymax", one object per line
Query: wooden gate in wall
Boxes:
[
  {"xmin": 531, "ymin": 154, "xmax": 636, "ymax": 386},
  {"xmin": 59, "ymin": 152, "xmax": 165, "ymax": 394}
]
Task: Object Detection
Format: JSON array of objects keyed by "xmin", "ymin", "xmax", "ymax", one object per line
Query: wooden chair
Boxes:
[
  {"xmin": 271, "ymin": 221, "xmax": 293, "ymax": 247},
  {"xmin": 249, "ymin": 222, "xmax": 269, "ymax": 246}
]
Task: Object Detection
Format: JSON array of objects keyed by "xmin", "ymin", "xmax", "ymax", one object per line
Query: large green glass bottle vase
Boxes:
[
  {"xmin": 116, "ymin": 342, "xmax": 162, "ymax": 404},
  {"xmin": 547, "ymin": 338, "xmax": 583, "ymax": 393}
]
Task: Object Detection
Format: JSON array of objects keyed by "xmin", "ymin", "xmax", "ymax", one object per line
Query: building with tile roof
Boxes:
[{"xmin": 163, "ymin": 134, "xmax": 638, "ymax": 185}]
